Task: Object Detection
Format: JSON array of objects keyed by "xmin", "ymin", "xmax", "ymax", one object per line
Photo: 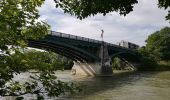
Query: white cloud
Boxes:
[{"xmin": 38, "ymin": 0, "xmax": 169, "ymax": 46}]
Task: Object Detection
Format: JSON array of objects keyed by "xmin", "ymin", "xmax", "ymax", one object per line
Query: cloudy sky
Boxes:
[{"xmin": 38, "ymin": 0, "xmax": 169, "ymax": 46}]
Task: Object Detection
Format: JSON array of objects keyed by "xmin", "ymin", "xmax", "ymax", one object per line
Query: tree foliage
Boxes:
[
  {"xmin": 0, "ymin": 0, "xmax": 48, "ymax": 91},
  {"xmin": 54, "ymin": 0, "xmax": 138, "ymax": 19},
  {"xmin": 18, "ymin": 50, "xmax": 73, "ymax": 71},
  {"xmin": 0, "ymin": 50, "xmax": 79, "ymax": 99},
  {"xmin": 158, "ymin": 0, "xmax": 170, "ymax": 21},
  {"xmin": 112, "ymin": 57, "xmax": 133, "ymax": 70},
  {"xmin": 0, "ymin": 0, "xmax": 79, "ymax": 99},
  {"xmin": 0, "ymin": 0, "xmax": 49, "ymax": 50},
  {"xmin": 54, "ymin": 0, "xmax": 170, "ymax": 21},
  {"xmin": 112, "ymin": 57, "xmax": 123, "ymax": 70},
  {"xmin": 146, "ymin": 27, "xmax": 170, "ymax": 61},
  {"xmin": 138, "ymin": 47, "xmax": 157, "ymax": 69}
]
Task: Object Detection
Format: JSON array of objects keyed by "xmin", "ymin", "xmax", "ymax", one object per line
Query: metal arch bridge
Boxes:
[{"xmin": 28, "ymin": 31, "xmax": 139, "ymax": 63}]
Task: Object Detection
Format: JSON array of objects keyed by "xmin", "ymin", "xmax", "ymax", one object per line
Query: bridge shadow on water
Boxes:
[{"xmin": 64, "ymin": 71, "xmax": 164, "ymax": 99}]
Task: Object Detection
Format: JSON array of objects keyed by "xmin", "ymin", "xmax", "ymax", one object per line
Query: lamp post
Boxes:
[
  {"xmin": 101, "ymin": 29, "xmax": 104, "ymax": 41},
  {"xmin": 101, "ymin": 29, "xmax": 104, "ymax": 74}
]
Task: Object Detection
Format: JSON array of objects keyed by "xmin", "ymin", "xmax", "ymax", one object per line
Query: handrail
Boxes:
[
  {"xmin": 48, "ymin": 30, "xmax": 138, "ymax": 50},
  {"xmin": 49, "ymin": 30, "xmax": 102, "ymax": 44}
]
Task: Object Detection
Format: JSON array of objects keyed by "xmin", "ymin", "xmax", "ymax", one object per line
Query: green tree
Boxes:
[
  {"xmin": 21, "ymin": 50, "xmax": 73, "ymax": 70},
  {"xmin": 138, "ymin": 47, "xmax": 157, "ymax": 70},
  {"xmin": 0, "ymin": 0, "xmax": 79, "ymax": 99},
  {"xmin": 112, "ymin": 57, "xmax": 135, "ymax": 70},
  {"xmin": 146, "ymin": 27, "xmax": 170, "ymax": 61},
  {"xmin": 54, "ymin": 0, "xmax": 170, "ymax": 21},
  {"xmin": 54, "ymin": 0, "xmax": 138, "ymax": 19},
  {"xmin": 112, "ymin": 57, "xmax": 122, "ymax": 70},
  {"xmin": 0, "ymin": 0, "xmax": 48, "ymax": 93},
  {"xmin": 0, "ymin": 50, "xmax": 80, "ymax": 99},
  {"xmin": 0, "ymin": 0, "xmax": 49, "ymax": 50}
]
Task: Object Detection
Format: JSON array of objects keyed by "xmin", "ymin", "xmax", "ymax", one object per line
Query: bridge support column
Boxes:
[
  {"xmin": 71, "ymin": 42, "xmax": 113, "ymax": 76},
  {"xmin": 71, "ymin": 62, "xmax": 101, "ymax": 76},
  {"xmin": 100, "ymin": 41, "xmax": 113, "ymax": 75}
]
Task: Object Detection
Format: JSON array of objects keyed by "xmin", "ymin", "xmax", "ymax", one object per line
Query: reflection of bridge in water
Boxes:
[{"xmin": 28, "ymin": 31, "xmax": 140, "ymax": 76}]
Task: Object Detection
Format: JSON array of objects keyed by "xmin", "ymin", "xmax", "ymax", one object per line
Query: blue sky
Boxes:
[{"xmin": 38, "ymin": 0, "xmax": 169, "ymax": 46}]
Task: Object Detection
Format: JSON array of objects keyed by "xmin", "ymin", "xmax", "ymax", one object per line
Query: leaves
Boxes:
[
  {"xmin": 0, "ymin": 49, "xmax": 78, "ymax": 99},
  {"xmin": 0, "ymin": 0, "xmax": 49, "ymax": 50},
  {"xmin": 146, "ymin": 27, "xmax": 170, "ymax": 61},
  {"xmin": 54, "ymin": 0, "xmax": 170, "ymax": 22},
  {"xmin": 0, "ymin": 0, "xmax": 79, "ymax": 99},
  {"xmin": 54, "ymin": 0, "xmax": 138, "ymax": 19}
]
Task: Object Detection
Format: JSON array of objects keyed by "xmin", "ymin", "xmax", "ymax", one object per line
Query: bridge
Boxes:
[{"xmin": 28, "ymin": 31, "xmax": 140, "ymax": 76}]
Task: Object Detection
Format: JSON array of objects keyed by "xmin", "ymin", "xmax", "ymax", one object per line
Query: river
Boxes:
[{"xmin": 3, "ymin": 71, "xmax": 170, "ymax": 100}]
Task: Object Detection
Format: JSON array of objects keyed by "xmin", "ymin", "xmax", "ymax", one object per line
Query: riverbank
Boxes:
[
  {"xmin": 138, "ymin": 64, "xmax": 170, "ymax": 71},
  {"xmin": 113, "ymin": 70, "xmax": 135, "ymax": 74}
]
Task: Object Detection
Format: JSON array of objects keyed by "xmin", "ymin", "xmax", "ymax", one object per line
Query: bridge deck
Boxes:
[{"xmin": 49, "ymin": 31, "xmax": 133, "ymax": 51}]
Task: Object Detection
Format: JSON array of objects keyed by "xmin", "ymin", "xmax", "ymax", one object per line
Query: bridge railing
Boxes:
[
  {"xmin": 49, "ymin": 31, "xmax": 101, "ymax": 44},
  {"xmin": 48, "ymin": 31, "xmax": 136, "ymax": 50}
]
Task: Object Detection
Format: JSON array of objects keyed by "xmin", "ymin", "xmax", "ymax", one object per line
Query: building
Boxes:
[{"xmin": 118, "ymin": 40, "xmax": 139, "ymax": 49}]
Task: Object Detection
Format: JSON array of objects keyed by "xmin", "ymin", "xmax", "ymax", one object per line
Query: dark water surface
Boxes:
[{"xmin": 3, "ymin": 71, "xmax": 170, "ymax": 100}]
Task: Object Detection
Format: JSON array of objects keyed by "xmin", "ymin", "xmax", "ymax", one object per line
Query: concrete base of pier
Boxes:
[{"xmin": 71, "ymin": 62, "xmax": 113, "ymax": 76}]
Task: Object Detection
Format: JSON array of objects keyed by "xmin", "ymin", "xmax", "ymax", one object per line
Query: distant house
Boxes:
[{"xmin": 118, "ymin": 40, "xmax": 139, "ymax": 49}]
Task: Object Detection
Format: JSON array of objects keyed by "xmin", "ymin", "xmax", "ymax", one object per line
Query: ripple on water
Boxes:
[{"xmin": 2, "ymin": 71, "xmax": 170, "ymax": 100}]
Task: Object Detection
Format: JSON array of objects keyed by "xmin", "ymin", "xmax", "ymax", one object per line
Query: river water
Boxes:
[{"xmin": 3, "ymin": 71, "xmax": 170, "ymax": 100}]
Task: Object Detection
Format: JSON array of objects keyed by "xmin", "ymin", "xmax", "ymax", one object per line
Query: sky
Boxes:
[{"xmin": 38, "ymin": 0, "xmax": 169, "ymax": 46}]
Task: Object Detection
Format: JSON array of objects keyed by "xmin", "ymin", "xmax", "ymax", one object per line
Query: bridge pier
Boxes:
[
  {"xmin": 71, "ymin": 62, "xmax": 101, "ymax": 76},
  {"xmin": 100, "ymin": 41, "xmax": 113, "ymax": 75},
  {"xmin": 71, "ymin": 42, "xmax": 113, "ymax": 76},
  {"xmin": 71, "ymin": 61, "xmax": 113, "ymax": 76}
]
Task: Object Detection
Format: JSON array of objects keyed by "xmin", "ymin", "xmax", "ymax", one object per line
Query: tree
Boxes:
[
  {"xmin": 158, "ymin": 0, "xmax": 170, "ymax": 21},
  {"xmin": 146, "ymin": 27, "xmax": 170, "ymax": 61},
  {"xmin": 0, "ymin": 0, "xmax": 47, "ymax": 88},
  {"xmin": 112, "ymin": 57, "xmax": 122, "ymax": 70},
  {"xmin": 54, "ymin": 0, "xmax": 138, "ymax": 19},
  {"xmin": 0, "ymin": 0, "xmax": 79, "ymax": 99},
  {"xmin": 138, "ymin": 47, "xmax": 157, "ymax": 70},
  {"xmin": 0, "ymin": 0, "xmax": 49, "ymax": 49},
  {"xmin": 54, "ymin": 0, "xmax": 170, "ymax": 21},
  {"xmin": 21, "ymin": 50, "xmax": 73, "ymax": 70}
]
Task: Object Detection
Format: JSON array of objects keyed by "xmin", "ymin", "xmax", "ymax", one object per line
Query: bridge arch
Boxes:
[
  {"xmin": 110, "ymin": 51, "xmax": 140, "ymax": 62},
  {"xmin": 28, "ymin": 40, "xmax": 100, "ymax": 62},
  {"xmin": 26, "ymin": 31, "xmax": 140, "ymax": 76}
]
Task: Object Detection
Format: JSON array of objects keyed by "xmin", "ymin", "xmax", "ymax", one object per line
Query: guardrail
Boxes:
[
  {"xmin": 49, "ymin": 31, "xmax": 102, "ymax": 44},
  {"xmin": 48, "ymin": 30, "xmax": 135, "ymax": 50}
]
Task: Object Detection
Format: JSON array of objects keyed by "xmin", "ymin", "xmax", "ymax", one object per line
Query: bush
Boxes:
[{"xmin": 138, "ymin": 48, "xmax": 158, "ymax": 71}]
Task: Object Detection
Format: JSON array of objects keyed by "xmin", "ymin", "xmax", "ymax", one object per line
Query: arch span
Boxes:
[
  {"xmin": 28, "ymin": 40, "xmax": 99, "ymax": 62},
  {"xmin": 110, "ymin": 51, "xmax": 140, "ymax": 62}
]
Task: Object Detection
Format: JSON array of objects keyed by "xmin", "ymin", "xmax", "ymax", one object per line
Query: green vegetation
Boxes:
[
  {"xmin": 112, "ymin": 57, "xmax": 128, "ymax": 70},
  {"xmin": 146, "ymin": 27, "xmax": 170, "ymax": 61},
  {"xmin": 138, "ymin": 27, "xmax": 170, "ymax": 71},
  {"xmin": 0, "ymin": 49, "xmax": 78, "ymax": 99},
  {"xmin": 0, "ymin": 0, "xmax": 78, "ymax": 99},
  {"xmin": 138, "ymin": 47, "xmax": 158, "ymax": 70},
  {"xmin": 21, "ymin": 50, "xmax": 74, "ymax": 70},
  {"xmin": 55, "ymin": 0, "xmax": 170, "ymax": 21}
]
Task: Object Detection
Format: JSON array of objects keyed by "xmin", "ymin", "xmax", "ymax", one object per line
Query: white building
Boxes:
[{"xmin": 118, "ymin": 40, "xmax": 139, "ymax": 49}]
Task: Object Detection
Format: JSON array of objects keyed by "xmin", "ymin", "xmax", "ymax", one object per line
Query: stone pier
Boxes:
[{"xmin": 71, "ymin": 42, "xmax": 113, "ymax": 76}]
